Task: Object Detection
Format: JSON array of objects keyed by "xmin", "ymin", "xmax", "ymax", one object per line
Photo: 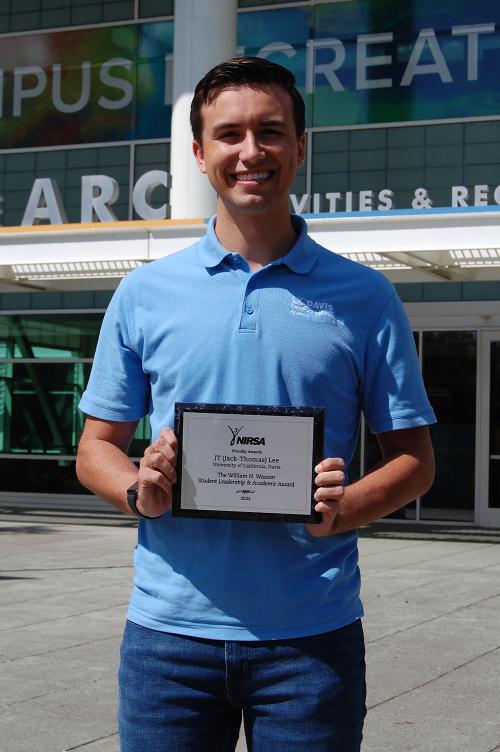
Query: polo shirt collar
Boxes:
[{"xmin": 197, "ymin": 215, "xmax": 319, "ymax": 274}]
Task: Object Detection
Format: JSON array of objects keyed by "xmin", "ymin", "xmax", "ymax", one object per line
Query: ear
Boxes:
[
  {"xmin": 297, "ymin": 133, "xmax": 306, "ymax": 168},
  {"xmin": 192, "ymin": 141, "xmax": 207, "ymax": 174}
]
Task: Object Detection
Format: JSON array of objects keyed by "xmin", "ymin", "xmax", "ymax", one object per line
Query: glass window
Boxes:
[
  {"xmin": 420, "ymin": 331, "xmax": 477, "ymax": 522},
  {"xmin": 0, "ymin": 311, "xmax": 151, "ymax": 478},
  {"xmin": 0, "ymin": 314, "xmax": 102, "ymax": 359},
  {"xmin": 489, "ymin": 341, "xmax": 500, "ymax": 509},
  {"xmin": 0, "ymin": 362, "xmax": 90, "ymax": 455},
  {"xmin": 0, "ymin": 458, "xmax": 85, "ymax": 494}
]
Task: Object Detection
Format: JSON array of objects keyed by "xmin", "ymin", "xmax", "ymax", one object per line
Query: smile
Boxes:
[{"xmin": 232, "ymin": 171, "xmax": 273, "ymax": 182}]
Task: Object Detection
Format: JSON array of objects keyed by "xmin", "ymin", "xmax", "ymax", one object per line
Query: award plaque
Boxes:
[{"xmin": 173, "ymin": 403, "xmax": 324, "ymax": 523}]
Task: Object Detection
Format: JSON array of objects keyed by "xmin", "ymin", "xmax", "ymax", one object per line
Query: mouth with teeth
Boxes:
[{"xmin": 231, "ymin": 170, "xmax": 274, "ymax": 184}]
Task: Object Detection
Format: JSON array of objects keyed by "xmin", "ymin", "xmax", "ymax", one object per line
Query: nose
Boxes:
[{"xmin": 239, "ymin": 131, "xmax": 265, "ymax": 162}]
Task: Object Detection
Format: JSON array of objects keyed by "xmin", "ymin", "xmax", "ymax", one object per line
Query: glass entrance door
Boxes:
[{"xmin": 479, "ymin": 332, "xmax": 500, "ymax": 527}]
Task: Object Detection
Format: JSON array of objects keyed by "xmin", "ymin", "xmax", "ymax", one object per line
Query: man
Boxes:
[{"xmin": 77, "ymin": 57, "xmax": 435, "ymax": 751}]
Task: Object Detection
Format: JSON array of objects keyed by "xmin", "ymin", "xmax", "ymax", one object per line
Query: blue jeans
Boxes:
[{"xmin": 118, "ymin": 619, "xmax": 366, "ymax": 752}]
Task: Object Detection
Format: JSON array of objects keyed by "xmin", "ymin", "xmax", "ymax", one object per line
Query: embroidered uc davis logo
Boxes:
[{"xmin": 290, "ymin": 296, "xmax": 336, "ymax": 322}]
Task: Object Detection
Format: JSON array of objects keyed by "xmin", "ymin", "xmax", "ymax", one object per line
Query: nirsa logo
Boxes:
[{"xmin": 227, "ymin": 426, "xmax": 266, "ymax": 446}]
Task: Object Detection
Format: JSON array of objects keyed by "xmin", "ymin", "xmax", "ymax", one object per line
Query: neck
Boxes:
[{"xmin": 214, "ymin": 201, "xmax": 298, "ymax": 271}]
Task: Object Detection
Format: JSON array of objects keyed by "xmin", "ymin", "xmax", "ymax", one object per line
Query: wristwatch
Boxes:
[{"xmin": 126, "ymin": 481, "xmax": 157, "ymax": 519}]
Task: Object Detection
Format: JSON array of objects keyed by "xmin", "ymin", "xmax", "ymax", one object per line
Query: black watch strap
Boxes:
[{"xmin": 126, "ymin": 482, "xmax": 157, "ymax": 519}]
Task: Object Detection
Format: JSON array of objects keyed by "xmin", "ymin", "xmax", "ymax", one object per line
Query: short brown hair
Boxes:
[{"xmin": 190, "ymin": 56, "xmax": 305, "ymax": 144}]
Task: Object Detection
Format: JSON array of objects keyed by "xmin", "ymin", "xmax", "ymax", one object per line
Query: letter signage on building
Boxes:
[
  {"xmin": 0, "ymin": 1, "xmax": 498, "ymax": 150},
  {"xmin": 238, "ymin": 0, "xmax": 500, "ymax": 127},
  {"xmin": 0, "ymin": 22, "xmax": 173, "ymax": 148}
]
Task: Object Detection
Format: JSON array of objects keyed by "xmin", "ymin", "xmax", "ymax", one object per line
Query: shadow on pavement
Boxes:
[
  {"xmin": 360, "ymin": 522, "xmax": 500, "ymax": 545},
  {"xmin": 0, "ymin": 523, "xmax": 61, "ymax": 535}
]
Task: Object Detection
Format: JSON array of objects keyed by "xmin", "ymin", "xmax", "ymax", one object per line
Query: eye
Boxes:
[
  {"xmin": 260, "ymin": 128, "xmax": 283, "ymax": 138},
  {"xmin": 218, "ymin": 131, "xmax": 240, "ymax": 141}
]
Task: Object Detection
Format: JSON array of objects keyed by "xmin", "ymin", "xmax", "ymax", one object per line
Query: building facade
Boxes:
[{"xmin": 0, "ymin": 0, "xmax": 499, "ymax": 526}]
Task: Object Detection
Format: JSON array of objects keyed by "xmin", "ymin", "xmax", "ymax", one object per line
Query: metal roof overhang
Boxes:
[{"xmin": 0, "ymin": 207, "xmax": 499, "ymax": 291}]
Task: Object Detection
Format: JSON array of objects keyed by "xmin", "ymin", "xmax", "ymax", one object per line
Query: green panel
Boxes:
[
  {"xmin": 387, "ymin": 127, "xmax": 425, "ymax": 148},
  {"xmin": 350, "ymin": 129, "xmax": 386, "ymax": 150},
  {"xmin": 464, "ymin": 143, "xmax": 500, "ymax": 165},
  {"xmin": 10, "ymin": 13, "xmax": 39, "ymax": 31},
  {"xmin": 425, "ymin": 123, "xmax": 463, "ymax": 145},
  {"xmin": 290, "ymin": 159, "xmax": 307, "ymax": 196},
  {"xmin": 70, "ymin": 6, "xmax": 102, "ymax": 25},
  {"xmin": 387, "ymin": 168, "xmax": 425, "ymax": 190},
  {"xmin": 425, "ymin": 165, "xmax": 463, "ymax": 186},
  {"xmin": 17, "ymin": 0, "xmax": 40, "ymax": 8},
  {"xmin": 422, "ymin": 283, "xmax": 462, "ymax": 301},
  {"xmin": 36, "ymin": 151, "xmax": 67, "ymax": 169},
  {"xmin": 239, "ymin": 0, "xmax": 303, "ymax": 6},
  {"xmin": 387, "ymin": 147, "xmax": 424, "ymax": 169},
  {"xmin": 139, "ymin": 0, "xmax": 174, "ymax": 17},
  {"xmin": 103, "ymin": 1, "xmax": 134, "ymax": 22},
  {"xmin": 350, "ymin": 149, "xmax": 386, "ymax": 171},
  {"xmin": 349, "ymin": 171, "xmax": 386, "ymax": 191},
  {"xmin": 313, "ymin": 131, "xmax": 350, "ymax": 153},
  {"xmin": 465, "ymin": 121, "xmax": 500, "ymax": 143},
  {"xmin": 312, "ymin": 151, "xmax": 349, "ymax": 174},
  {"xmin": 311, "ymin": 172, "xmax": 349, "ymax": 195},
  {"xmin": 464, "ymin": 165, "xmax": 500, "ymax": 184},
  {"xmin": 425, "ymin": 144, "xmax": 463, "ymax": 168},
  {"xmin": 40, "ymin": 7, "xmax": 71, "ymax": 27},
  {"xmin": 5, "ymin": 153, "xmax": 36, "ymax": 172},
  {"xmin": 462, "ymin": 282, "xmax": 500, "ymax": 300}
]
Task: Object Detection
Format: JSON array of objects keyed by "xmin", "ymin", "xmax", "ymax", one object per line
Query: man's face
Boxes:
[{"xmin": 193, "ymin": 84, "xmax": 305, "ymax": 216}]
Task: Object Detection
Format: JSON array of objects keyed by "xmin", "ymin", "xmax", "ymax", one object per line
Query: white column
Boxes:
[{"xmin": 170, "ymin": 0, "xmax": 237, "ymax": 219}]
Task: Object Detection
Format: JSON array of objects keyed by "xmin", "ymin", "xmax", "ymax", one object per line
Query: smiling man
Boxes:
[{"xmin": 77, "ymin": 57, "xmax": 436, "ymax": 752}]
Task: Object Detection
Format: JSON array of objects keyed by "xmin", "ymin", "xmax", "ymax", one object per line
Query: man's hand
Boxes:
[
  {"xmin": 136, "ymin": 427, "xmax": 178, "ymax": 518},
  {"xmin": 305, "ymin": 457, "xmax": 345, "ymax": 537},
  {"xmin": 304, "ymin": 427, "xmax": 434, "ymax": 538}
]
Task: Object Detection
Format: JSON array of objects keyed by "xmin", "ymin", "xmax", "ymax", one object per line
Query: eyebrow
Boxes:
[{"xmin": 211, "ymin": 119, "xmax": 287, "ymax": 134}]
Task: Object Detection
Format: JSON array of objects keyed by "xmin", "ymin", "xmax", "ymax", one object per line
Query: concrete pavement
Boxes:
[{"xmin": 0, "ymin": 513, "xmax": 499, "ymax": 752}]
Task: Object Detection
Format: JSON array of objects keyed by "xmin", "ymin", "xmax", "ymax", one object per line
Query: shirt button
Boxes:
[
  {"xmin": 233, "ymin": 256, "xmax": 241, "ymax": 265},
  {"xmin": 245, "ymin": 304, "xmax": 254, "ymax": 315}
]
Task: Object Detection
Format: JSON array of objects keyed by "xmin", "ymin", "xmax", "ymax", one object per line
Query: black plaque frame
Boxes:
[{"xmin": 173, "ymin": 402, "xmax": 324, "ymax": 523}]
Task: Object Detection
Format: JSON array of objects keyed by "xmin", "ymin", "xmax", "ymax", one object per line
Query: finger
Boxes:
[
  {"xmin": 315, "ymin": 469, "xmax": 345, "ymax": 487},
  {"xmin": 313, "ymin": 499, "xmax": 339, "ymax": 515},
  {"xmin": 158, "ymin": 427, "xmax": 178, "ymax": 454},
  {"xmin": 138, "ymin": 467, "xmax": 173, "ymax": 497},
  {"xmin": 314, "ymin": 485, "xmax": 344, "ymax": 502},
  {"xmin": 144, "ymin": 441, "xmax": 177, "ymax": 468},
  {"xmin": 315, "ymin": 457, "xmax": 344, "ymax": 474},
  {"xmin": 140, "ymin": 451, "xmax": 177, "ymax": 484}
]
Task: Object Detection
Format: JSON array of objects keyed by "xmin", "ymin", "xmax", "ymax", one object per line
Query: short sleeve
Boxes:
[
  {"xmin": 361, "ymin": 289, "xmax": 436, "ymax": 433},
  {"xmin": 79, "ymin": 279, "xmax": 150, "ymax": 421}
]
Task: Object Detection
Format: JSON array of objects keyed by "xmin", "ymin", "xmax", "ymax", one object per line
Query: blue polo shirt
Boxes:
[{"xmin": 79, "ymin": 215, "xmax": 435, "ymax": 640}]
